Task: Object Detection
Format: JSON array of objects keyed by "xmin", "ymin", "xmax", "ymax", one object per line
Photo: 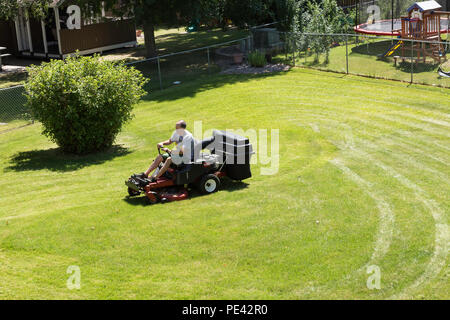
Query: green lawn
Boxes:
[{"xmin": 0, "ymin": 68, "xmax": 449, "ymax": 299}]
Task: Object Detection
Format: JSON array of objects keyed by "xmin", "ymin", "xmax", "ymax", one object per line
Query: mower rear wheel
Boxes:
[
  {"xmin": 198, "ymin": 174, "xmax": 220, "ymax": 194},
  {"xmin": 128, "ymin": 187, "xmax": 140, "ymax": 197}
]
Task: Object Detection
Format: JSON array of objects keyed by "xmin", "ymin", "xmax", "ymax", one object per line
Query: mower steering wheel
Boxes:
[{"xmin": 158, "ymin": 145, "xmax": 171, "ymax": 157}]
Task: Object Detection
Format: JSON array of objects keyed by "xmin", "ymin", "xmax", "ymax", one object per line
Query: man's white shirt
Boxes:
[{"xmin": 170, "ymin": 130, "xmax": 195, "ymax": 165}]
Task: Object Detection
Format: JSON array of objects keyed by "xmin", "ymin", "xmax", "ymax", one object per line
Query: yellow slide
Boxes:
[{"xmin": 383, "ymin": 40, "xmax": 403, "ymax": 57}]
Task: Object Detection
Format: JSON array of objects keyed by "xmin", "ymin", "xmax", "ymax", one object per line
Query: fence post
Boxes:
[
  {"xmin": 207, "ymin": 47, "xmax": 210, "ymax": 73},
  {"xmin": 345, "ymin": 34, "xmax": 349, "ymax": 74},
  {"xmin": 410, "ymin": 40, "xmax": 414, "ymax": 84},
  {"xmin": 292, "ymin": 35, "xmax": 296, "ymax": 66},
  {"xmin": 285, "ymin": 33, "xmax": 288, "ymax": 61},
  {"xmin": 157, "ymin": 56, "xmax": 162, "ymax": 90},
  {"xmin": 305, "ymin": 35, "xmax": 307, "ymax": 64}
]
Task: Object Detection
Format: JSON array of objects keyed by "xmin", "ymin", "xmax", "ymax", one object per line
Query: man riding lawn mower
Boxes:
[{"xmin": 125, "ymin": 121, "xmax": 254, "ymax": 204}]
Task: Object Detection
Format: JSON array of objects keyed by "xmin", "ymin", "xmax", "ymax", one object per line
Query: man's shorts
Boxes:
[
  {"xmin": 161, "ymin": 153, "xmax": 170, "ymax": 162},
  {"xmin": 162, "ymin": 152, "xmax": 188, "ymax": 170}
]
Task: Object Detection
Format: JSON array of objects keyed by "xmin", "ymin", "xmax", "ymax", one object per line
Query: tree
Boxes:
[
  {"xmin": 0, "ymin": 0, "xmax": 51, "ymax": 20},
  {"xmin": 306, "ymin": 3, "xmax": 329, "ymax": 62},
  {"xmin": 107, "ymin": 0, "xmax": 201, "ymax": 58},
  {"xmin": 302, "ymin": 0, "xmax": 348, "ymax": 63},
  {"xmin": 274, "ymin": 0, "xmax": 299, "ymax": 32},
  {"xmin": 1, "ymin": 0, "xmax": 288, "ymax": 58},
  {"xmin": 197, "ymin": 0, "xmax": 227, "ymax": 29},
  {"xmin": 127, "ymin": 0, "xmax": 275, "ymax": 57},
  {"xmin": 223, "ymin": 0, "xmax": 273, "ymax": 28},
  {"xmin": 0, "ymin": 0, "xmax": 197, "ymax": 58}
]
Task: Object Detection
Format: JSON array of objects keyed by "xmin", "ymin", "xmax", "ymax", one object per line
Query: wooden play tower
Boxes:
[{"xmin": 400, "ymin": 1, "xmax": 450, "ymax": 63}]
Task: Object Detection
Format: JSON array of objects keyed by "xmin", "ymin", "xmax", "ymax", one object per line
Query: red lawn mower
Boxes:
[{"xmin": 125, "ymin": 130, "xmax": 254, "ymax": 204}]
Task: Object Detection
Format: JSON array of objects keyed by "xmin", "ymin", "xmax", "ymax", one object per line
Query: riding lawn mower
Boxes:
[{"xmin": 125, "ymin": 130, "xmax": 254, "ymax": 204}]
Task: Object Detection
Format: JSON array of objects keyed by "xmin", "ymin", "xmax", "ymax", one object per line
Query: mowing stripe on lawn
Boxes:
[
  {"xmin": 330, "ymin": 158, "xmax": 395, "ymax": 265},
  {"xmin": 285, "ymin": 98, "xmax": 448, "ymax": 298},
  {"xmin": 335, "ymin": 145, "xmax": 448, "ymax": 299}
]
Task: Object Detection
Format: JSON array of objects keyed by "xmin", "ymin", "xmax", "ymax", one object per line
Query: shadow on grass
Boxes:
[
  {"xmin": 141, "ymin": 69, "xmax": 288, "ymax": 103},
  {"xmin": 396, "ymin": 61, "xmax": 440, "ymax": 74},
  {"xmin": 130, "ymin": 27, "xmax": 248, "ymax": 58},
  {"xmin": 349, "ymin": 39, "xmax": 442, "ymax": 75},
  {"xmin": 113, "ymin": 28, "xmax": 247, "ymax": 60},
  {"xmin": 350, "ymin": 39, "xmax": 394, "ymax": 57},
  {"xmin": 123, "ymin": 178, "xmax": 249, "ymax": 206},
  {"xmin": 5, "ymin": 144, "xmax": 130, "ymax": 172},
  {"xmin": 303, "ymin": 59, "xmax": 330, "ymax": 67},
  {"xmin": 158, "ymin": 29, "xmax": 246, "ymax": 54}
]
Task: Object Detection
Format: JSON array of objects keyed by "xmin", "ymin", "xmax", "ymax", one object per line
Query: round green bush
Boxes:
[{"xmin": 25, "ymin": 55, "xmax": 148, "ymax": 154}]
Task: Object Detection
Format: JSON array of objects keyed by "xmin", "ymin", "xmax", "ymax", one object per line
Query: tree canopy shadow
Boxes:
[
  {"xmin": 128, "ymin": 27, "xmax": 248, "ymax": 58},
  {"xmin": 154, "ymin": 28, "xmax": 248, "ymax": 55},
  {"xmin": 5, "ymin": 144, "xmax": 131, "ymax": 172},
  {"xmin": 303, "ymin": 59, "xmax": 330, "ymax": 67},
  {"xmin": 396, "ymin": 60, "xmax": 440, "ymax": 74},
  {"xmin": 141, "ymin": 69, "xmax": 290, "ymax": 103},
  {"xmin": 107, "ymin": 27, "xmax": 247, "ymax": 61},
  {"xmin": 351, "ymin": 40, "xmax": 394, "ymax": 57},
  {"xmin": 350, "ymin": 39, "xmax": 442, "ymax": 74}
]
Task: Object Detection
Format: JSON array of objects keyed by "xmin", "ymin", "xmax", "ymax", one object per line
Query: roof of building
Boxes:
[{"xmin": 407, "ymin": 1, "xmax": 442, "ymax": 12}]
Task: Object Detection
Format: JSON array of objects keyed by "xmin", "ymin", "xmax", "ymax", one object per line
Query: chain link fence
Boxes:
[
  {"xmin": 0, "ymin": 36, "xmax": 252, "ymax": 132},
  {"xmin": 0, "ymin": 85, "xmax": 32, "ymax": 132},
  {"xmin": 127, "ymin": 36, "xmax": 252, "ymax": 92},
  {"xmin": 1, "ymin": 28, "xmax": 449, "ymax": 132},
  {"xmin": 277, "ymin": 32, "xmax": 450, "ymax": 88}
]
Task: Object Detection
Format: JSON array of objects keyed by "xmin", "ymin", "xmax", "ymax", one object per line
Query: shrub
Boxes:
[
  {"xmin": 248, "ymin": 51, "xmax": 267, "ymax": 67},
  {"xmin": 25, "ymin": 55, "xmax": 148, "ymax": 154}
]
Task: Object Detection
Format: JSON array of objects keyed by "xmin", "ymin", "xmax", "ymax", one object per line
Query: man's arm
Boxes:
[{"xmin": 157, "ymin": 139, "xmax": 173, "ymax": 149}]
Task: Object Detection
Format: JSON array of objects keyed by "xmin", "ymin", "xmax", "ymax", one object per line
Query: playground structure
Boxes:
[
  {"xmin": 354, "ymin": 1, "xmax": 450, "ymax": 63},
  {"xmin": 400, "ymin": 1, "xmax": 450, "ymax": 62}
]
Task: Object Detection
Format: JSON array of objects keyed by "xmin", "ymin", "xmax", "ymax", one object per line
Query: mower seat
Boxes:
[
  {"xmin": 174, "ymin": 137, "xmax": 219, "ymax": 185},
  {"xmin": 200, "ymin": 136, "xmax": 215, "ymax": 149},
  {"xmin": 194, "ymin": 153, "xmax": 220, "ymax": 165},
  {"xmin": 191, "ymin": 136, "xmax": 216, "ymax": 163}
]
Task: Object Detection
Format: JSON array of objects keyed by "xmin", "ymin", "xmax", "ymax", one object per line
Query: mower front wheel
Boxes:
[
  {"xmin": 198, "ymin": 174, "xmax": 220, "ymax": 194},
  {"xmin": 146, "ymin": 191, "xmax": 159, "ymax": 204},
  {"xmin": 128, "ymin": 187, "xmax": 141, "ymax": 197}
]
